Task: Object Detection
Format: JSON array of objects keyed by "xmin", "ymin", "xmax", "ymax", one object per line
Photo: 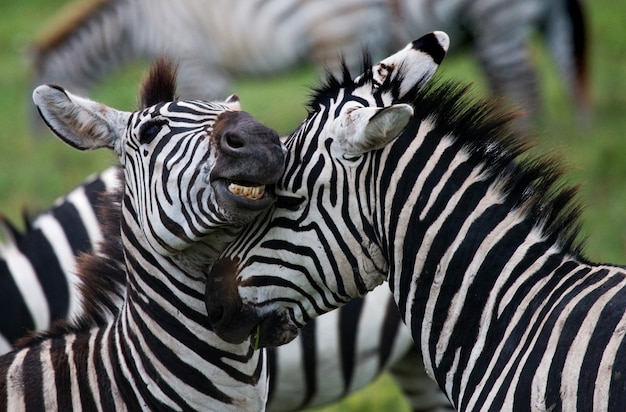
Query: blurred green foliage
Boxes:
[{"xmin": 0, "ymin": 0, "xmax": 625, "ymax": 410}]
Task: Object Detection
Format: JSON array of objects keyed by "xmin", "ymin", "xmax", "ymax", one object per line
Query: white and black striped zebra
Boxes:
[
  {"xmin": 0, "ymin": 52, "xmax": 454, "ymax": 412},
  {"xmin": 204, "ymin": 29, "xmax": 626, "ymax": 410},
  {"xmin": 0, "ymin": 195, "xmax": 449, "ymax": 412},
  {"xmin": 30, "ymin": 0, "xmax": 588, "ymax": 124},
  {"xmin": 0, "ymin": 167, "xmax": 119, "ymax": 351},
  {"xmin": 0, "ymin": 58, "xmax": 287, "ymax": 410}
]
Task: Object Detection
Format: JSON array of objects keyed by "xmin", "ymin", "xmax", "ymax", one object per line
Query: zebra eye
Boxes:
[{"xmin": 139, "ymin": 119, "xmax": 167, "ymax": 144}]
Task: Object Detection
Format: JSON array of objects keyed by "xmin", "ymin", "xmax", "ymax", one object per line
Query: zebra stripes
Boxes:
[
  {"xmin": 0, "ymin": 167, "xmax": 119, "ymax": 350},
  {"xmin": 0, "ymin": 59, "xmax": 285, "ymax": 410},
  {"xmin": 0, "ymin": 167, "xmax": 451, "ymax": 410},
  {"xmin": 205, "ymin": 29, "xmax": 626, "ymax": 410},
  {"xmin": 30, "ymin": 0, "xmax": 588, "ymax": 124},
  {"xmin": 0, "ymin": 56, "xmax": 455, "ymax": 411},
  {"xmin": 204, "ymin": 31, "xmax": 451, "ymax": 342}
]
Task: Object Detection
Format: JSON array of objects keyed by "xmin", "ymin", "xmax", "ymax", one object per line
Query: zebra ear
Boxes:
[
  {"xmin": 33, "ymin": 85, "xmax": 130, "ymax": 152},
  {"xmin": 224, "ymin": 94, "xmax": 241, "ymax": 111},
  {"xmin": 368, "ymin": 31, "xmax": 449, "ymax": 98},
  {"xmin": 334, "ymin": 103, "xmax": 414, "ymax": 156}
]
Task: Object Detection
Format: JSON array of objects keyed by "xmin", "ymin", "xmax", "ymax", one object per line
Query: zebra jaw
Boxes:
[{"xmin": 228, "ymin": 182, "xmax": 265, "ymax": 200}]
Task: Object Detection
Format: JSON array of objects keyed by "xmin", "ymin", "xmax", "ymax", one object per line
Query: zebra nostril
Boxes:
[{"xmin": 224, "ymin": 132, "xmax": 245, "ymax": 150}]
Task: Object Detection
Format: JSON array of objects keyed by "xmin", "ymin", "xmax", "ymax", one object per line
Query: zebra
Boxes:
[
  {"xmin": 203, "ymin": 27, "xmax": 626, "ymax": 411},
  {"xmin": 0, "ymin": 167, "xmax": 119, "ymax": 351},
  {"xmin": 30, "ymin": 0, "xmax": 588, "ymax": 125},
  {"xmin": 0, "ymin": 188, "xmax": 450, "ymax": 412},
  {"xmin": 0, "ymin": 58, "xmax": 287, "ymax": 410},
  {"xmin": 1, "ymin": 43, "xmax": 454, "ymax": 412}
]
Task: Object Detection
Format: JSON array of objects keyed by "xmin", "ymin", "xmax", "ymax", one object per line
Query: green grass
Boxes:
[{"xmin": 1, "ymin": 1, "xmax": 626, "ymax": 410}]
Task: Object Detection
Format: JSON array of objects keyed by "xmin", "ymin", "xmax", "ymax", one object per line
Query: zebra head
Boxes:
[
  {"xmin": 33, "ymin": 59, "xmax": 286, "ymax": 256},
  {"xmin": 204, "ymin": 32, "xmax": 450, "ymax": 347}
]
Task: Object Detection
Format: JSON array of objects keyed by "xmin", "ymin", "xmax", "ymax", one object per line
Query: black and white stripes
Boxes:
[
  {"xmin": 0, "ymin": 166, "xmax": 456, "ymax": 410},
  {"xmin": 0, "ymin": 59, "xmax": 285, "ymax": 410},
  {"xmin": 0, "ymin": 166, "xmax": 119, "ymax": 350},
  {"xmin": 0, "ymin": 52, "xmax": 457, "ymax": 410},
  {"xmin": 205, "ymin": 28, "xmax": 626, "ymax": 410}
]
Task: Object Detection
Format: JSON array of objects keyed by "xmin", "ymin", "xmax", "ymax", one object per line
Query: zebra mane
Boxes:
[
  {"xmin": 406, "ymin": 79, "xmax": 586, "ymax": 256},
  {"xmin": 139, "ymin": 57, "xmax": 179, "ymax": 109},
  {"xmin": 14, "ymin": 168, "xmax": 126, "ymax": 349},
  {"xmin": 309, "ymin": 60, "xmax": 585, "ymax": 256},
  {"xmin": 71, "ymin": 169, "xmax": 126, "ymax": 327},
  {"xmin": 307, "ymin": 52, "xmax": 405, "ymax": 113}
]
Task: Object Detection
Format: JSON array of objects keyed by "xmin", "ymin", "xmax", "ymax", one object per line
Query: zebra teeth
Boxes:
[{"xmin": 228, "ymin": 183, "xmax": 266, "ymax": 200}]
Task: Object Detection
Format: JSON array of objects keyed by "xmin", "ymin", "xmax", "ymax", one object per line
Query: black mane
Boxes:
[
  {"xmin": 307, "ymin": 51, "xmax": 405, "ymax": 113},
  {"xmin": 139, "ymin": 57, "xmax": 178, "ymax": 109},
  {"xmin": 308, "ymin": 55, "xmax": 585, "ymax": 257},
  {"xmin": 405, "ymin": 79, "xmax": 585, "ymax": 256}
]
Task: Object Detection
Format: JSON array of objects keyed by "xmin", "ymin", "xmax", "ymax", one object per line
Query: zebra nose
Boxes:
[
  {"xmin": 215, "ymin": 111, "xmax": 280, "ymax": 155},
  {"xmin": 206, "ymin": 301, "xmax": 226, "ymax": 325},
  {"xmin": 205, "ymin": 292, "xmax": 243, "ymax": 342},
  {"xmin": 205, "ymin": 292, "xmax": 260, "ymax": 345},
  {"xmin": 205, "ymin": 275, "xmax": 239, "ymax": 328}
]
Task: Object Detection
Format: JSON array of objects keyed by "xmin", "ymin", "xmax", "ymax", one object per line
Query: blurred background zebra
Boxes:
[{"xmin": 30, "ymin": 0, "xmax": 588, "ymax": 126}]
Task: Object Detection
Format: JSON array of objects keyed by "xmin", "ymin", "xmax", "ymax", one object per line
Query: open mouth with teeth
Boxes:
[
  {"xmin": 228, "ymin": 182, "xmax": 265, "ymax": 200},
  {"xmin": 213, "ymin": 179, "xmax": 275, "ymax": 212}
]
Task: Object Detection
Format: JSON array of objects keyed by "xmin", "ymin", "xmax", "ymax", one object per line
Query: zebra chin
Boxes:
[{"xmin": 205, "ymin": 257, "xmax": 299, "ymax": 348}]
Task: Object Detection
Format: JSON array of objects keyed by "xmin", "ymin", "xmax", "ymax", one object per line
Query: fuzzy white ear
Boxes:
[
  {"xmin": 33, "ymin": 85, "xmax": 130, "ymax": 152},
  {"xmin": 335, "ymin": 103, "xmax": 414, "ymax": 156},
  {"xmin": 224, "ymin": 94, "xmax": 242, "ymax": 111},
  {"xmin": 360, "ymin": 31, "xmax": 450, "ymax": 98}
]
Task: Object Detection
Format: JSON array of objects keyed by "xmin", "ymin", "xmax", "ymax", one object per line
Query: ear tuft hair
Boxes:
[{"xmin": 140, "ymin": 57, "xmax": 178, "ymax": 109}]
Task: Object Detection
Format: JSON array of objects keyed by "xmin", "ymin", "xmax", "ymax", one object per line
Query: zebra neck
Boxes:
[
  {"xmin": 111, "ymin": 214, "xmax": 267, "ymax": 408},
  {"xmin": 375, "ymin": 129, "xmax": 626, "ymax": 407},
  {"xmin": 118, "ymin": 213, "xmax": 253, "ymax": 352}
]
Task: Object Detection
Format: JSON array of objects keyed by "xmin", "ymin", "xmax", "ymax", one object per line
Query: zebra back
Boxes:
[{"xmin": 0, "ymin": 166, "xmax": 119, "ymax": 350}]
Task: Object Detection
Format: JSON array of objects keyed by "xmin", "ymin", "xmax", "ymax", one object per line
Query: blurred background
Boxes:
[{"xmin": 0, "ymin": 0, "xmax": 624, "ymax": 410}]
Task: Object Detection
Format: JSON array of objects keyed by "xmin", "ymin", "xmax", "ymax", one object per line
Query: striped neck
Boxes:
[
  {"xmin": 108, "ymin": 202, "xmax": 267, "ymax": 409},
  {"xmin": 376, "ymin": 115, "xmax": 626, "ymax": 409}
]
